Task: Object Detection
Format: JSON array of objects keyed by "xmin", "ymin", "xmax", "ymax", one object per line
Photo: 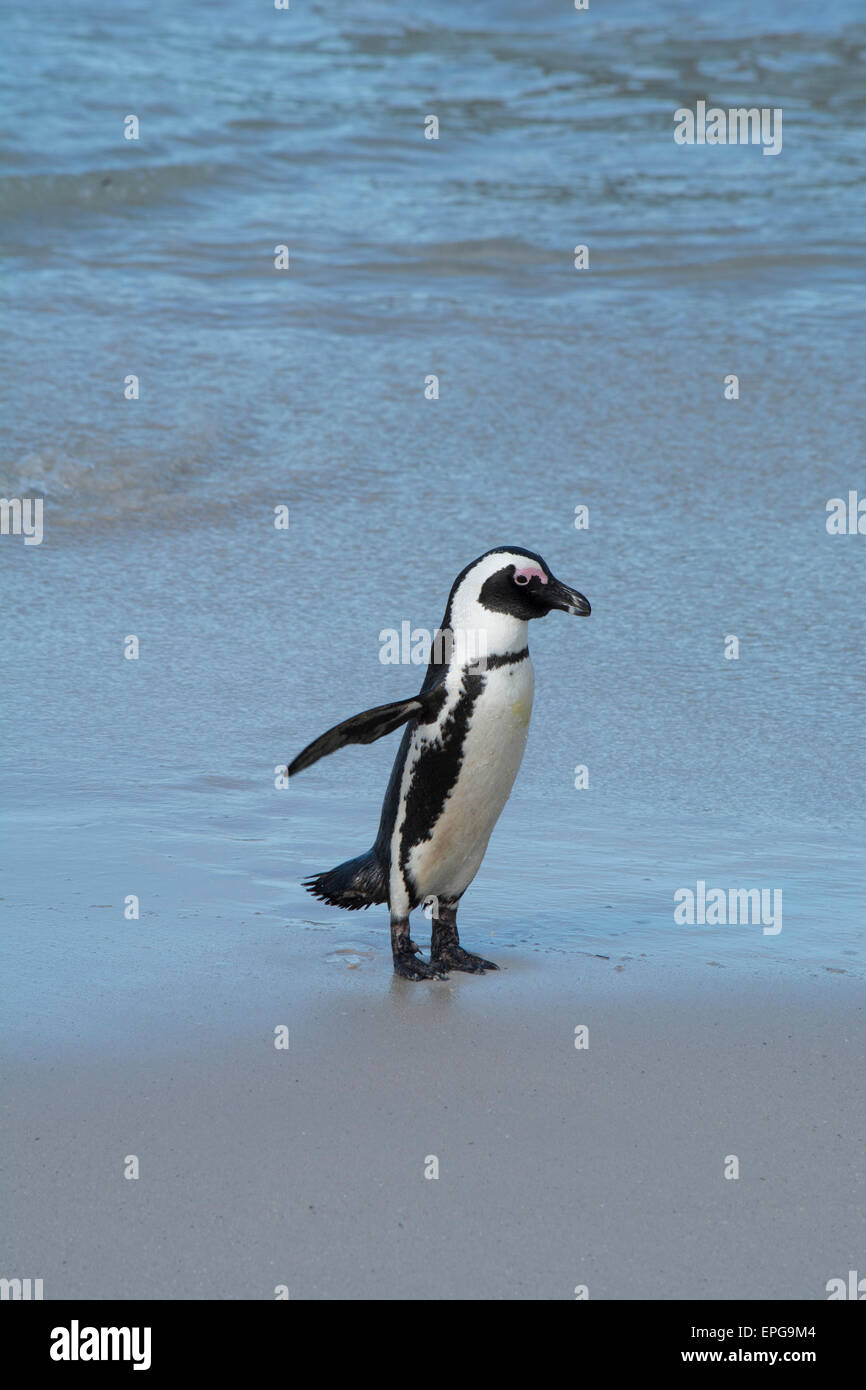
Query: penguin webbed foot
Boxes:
[
  {"xmin": 430, "ymin": 945, "xmax": 499, "ymax": 974},
  {"xmin": 392, "ymin": 949, "xmax": 449, "ymax": 982}
]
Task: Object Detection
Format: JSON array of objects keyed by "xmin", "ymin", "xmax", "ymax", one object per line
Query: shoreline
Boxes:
[{"xmin": 4, "ymin": 944, "xmax": 862, "ymax": 1300}]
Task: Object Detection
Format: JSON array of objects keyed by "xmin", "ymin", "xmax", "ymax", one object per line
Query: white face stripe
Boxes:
[{"xmin": 447, "ymin": 550, "xmax": 543, "ymax": 656}]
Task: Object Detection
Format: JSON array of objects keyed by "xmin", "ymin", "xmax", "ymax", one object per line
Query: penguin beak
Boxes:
[{"xmin": 542, "ymin": 576, "xmax": 591, "ymax": 617}]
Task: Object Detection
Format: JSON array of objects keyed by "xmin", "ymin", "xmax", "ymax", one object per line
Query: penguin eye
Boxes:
[{"xmin": 514, "ymin": 573, "xmax": 530, "ymax": 586}]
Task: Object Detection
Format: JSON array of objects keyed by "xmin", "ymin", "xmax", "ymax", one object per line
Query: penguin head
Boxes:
[
  {"xmin": 443, "ymin": 548, "xmax": 590, "ymax": 651},
  {"xmin": 452, "ymin": 547, "xmax": 591, "ymax": 624}
]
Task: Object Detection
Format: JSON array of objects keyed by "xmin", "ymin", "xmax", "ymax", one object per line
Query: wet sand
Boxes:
[{"xmin": 4, "ymin": 911, "xmax": 862, "ymax": 1300}]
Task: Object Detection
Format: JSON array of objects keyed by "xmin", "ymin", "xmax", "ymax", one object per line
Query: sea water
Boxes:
[{"xmin": 2, "ymin": 0, "xmax": 864, "ymax": 1054}]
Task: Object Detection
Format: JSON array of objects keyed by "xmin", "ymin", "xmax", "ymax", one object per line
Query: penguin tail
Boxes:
[{"xmin": 303, "ymin": 848, "xmax": 387, "ymax": 910}]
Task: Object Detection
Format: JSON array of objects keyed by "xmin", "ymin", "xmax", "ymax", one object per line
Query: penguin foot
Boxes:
[
  {"xmin": 430, "ymin": 946, "xmax": 499, "ymax": 974},
  {"xmin": 392, "ymin": 951, "xmax": 450, "ymax": 982}
]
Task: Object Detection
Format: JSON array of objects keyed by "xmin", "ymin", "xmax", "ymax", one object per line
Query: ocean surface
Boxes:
[{"xmin": 2, "ymin": 0, "xmax": 864, "ymax": 1054}]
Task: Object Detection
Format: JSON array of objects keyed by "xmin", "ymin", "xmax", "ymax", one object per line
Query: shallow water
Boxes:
[{"xmin": 2, "ymin": 1, "xmax": 864, "ymax": 1053}]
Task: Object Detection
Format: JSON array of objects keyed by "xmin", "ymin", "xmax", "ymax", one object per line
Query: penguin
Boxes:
[{"xmin": 288, "ymin": 547, "xmax": 590, "ymax": 980}]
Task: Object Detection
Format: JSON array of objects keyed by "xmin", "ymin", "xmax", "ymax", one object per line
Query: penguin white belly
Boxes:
[{"xmin": 406, "ymin": 658, "xmax": 535, "ymax": 901}]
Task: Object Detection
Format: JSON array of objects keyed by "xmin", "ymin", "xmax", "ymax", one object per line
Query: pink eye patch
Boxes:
[{"xmin": 513, "ymin": 565, "xmax": 547, "ymax": 586}]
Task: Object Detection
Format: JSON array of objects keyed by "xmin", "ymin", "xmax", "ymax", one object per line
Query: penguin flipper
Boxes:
[{"xmin": 288, "ymin": 690, "xmax": 438, "ymax": 777}]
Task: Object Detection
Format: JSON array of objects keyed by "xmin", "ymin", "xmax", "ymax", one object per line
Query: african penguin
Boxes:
[{"xmin": 288, "ymin": 547, "xmax": 590, "ymax": 980}]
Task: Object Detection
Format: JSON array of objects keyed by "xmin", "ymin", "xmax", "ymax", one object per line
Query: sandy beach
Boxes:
[
  {"xmin": 2, "ymin": 515, "xmax": 863, "ymax": 1300},
  {"xmin": 3, "ymin": 808, "xmax": 863, "ymax": 1301},
  {"xmin": 3, "ymin": 0, "xmax": 864, "ymax": 1305}
]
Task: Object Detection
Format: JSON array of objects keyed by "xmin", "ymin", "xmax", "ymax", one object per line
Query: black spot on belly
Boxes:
[{"xmin": 399, "ymin": 669, "xmax": 485, "ymax": 906}]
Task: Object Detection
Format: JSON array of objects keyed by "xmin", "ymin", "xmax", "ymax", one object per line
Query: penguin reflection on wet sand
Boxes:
[{"xmin": 289, "ymin": 548, "xmax": 591, "ymax": 981}]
